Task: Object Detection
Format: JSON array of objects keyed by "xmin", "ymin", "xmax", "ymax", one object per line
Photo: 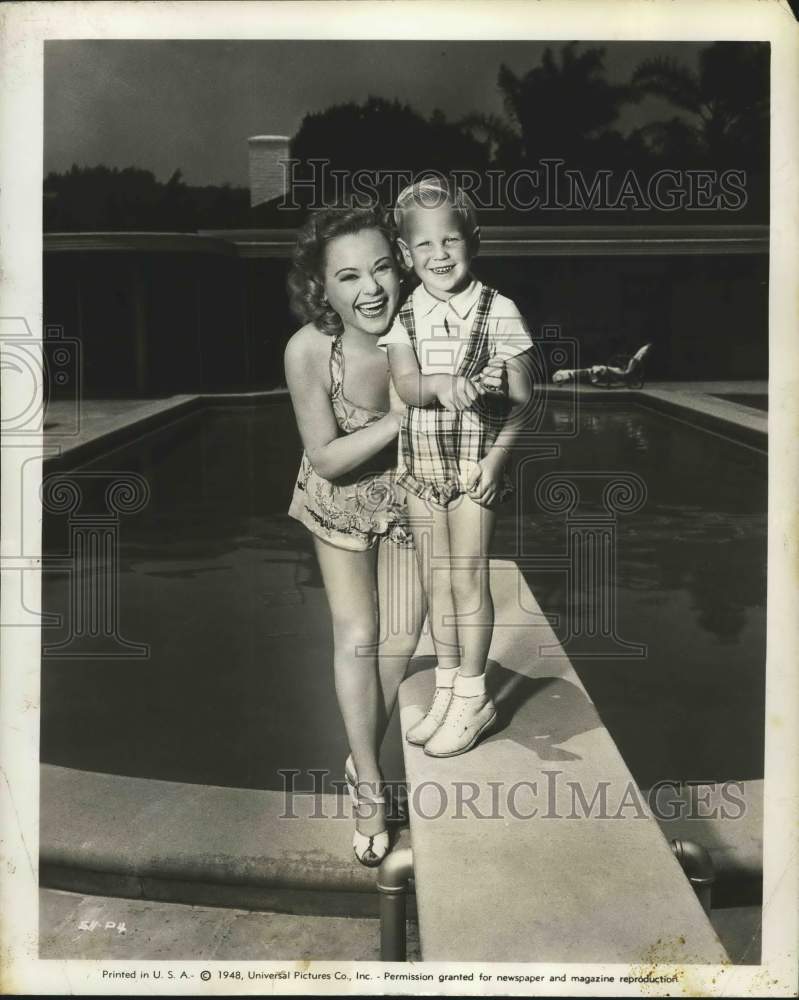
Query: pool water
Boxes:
[
  {"xmin": 41, "ymin": 400, "xmax": 766, "ymax": 791},
  {"xmin": 496, "ymin": 402, "xmax": 766, "ymax": 787}
]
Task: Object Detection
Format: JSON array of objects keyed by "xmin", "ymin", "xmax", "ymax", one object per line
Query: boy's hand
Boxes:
[
  {"xmin": 474, "ymin": 358, "xmax": 507, "ymax": 396},
  {"xmin": 434, "ymin": 374, "xmax": 484, "ymax": 412},
  {"xmin": 465, "ymin": 450, "xmax": 505, "ymax": 507}
]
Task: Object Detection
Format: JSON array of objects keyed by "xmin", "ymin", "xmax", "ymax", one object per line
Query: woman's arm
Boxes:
[
  {"xmin": 285, "ymin": 329, "xmax": 401, "ymax": 481},
  {"xmin": 388, "ymin": 344, "xmax": 483, "ymax": 412}
]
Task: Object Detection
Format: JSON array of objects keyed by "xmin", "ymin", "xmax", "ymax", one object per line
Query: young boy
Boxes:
[{"xmin": 378, "ymin": 178, "xmax": 534, "ymax": 757}]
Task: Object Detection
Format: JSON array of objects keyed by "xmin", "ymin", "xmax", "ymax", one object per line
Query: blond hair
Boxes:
[{"xmin": 393, "ymin": 177, "xmax": 478, "ymax": 239}]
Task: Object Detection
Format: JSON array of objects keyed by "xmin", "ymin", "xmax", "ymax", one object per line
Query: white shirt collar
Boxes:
[{"xmin": 414, "ymin": 277, "xmax": 482, "ymax": 319}]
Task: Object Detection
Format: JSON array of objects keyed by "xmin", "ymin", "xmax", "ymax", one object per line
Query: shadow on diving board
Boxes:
[{"xmin": 397, "ymin": 559, "xmax": 729, "ymax": 964}]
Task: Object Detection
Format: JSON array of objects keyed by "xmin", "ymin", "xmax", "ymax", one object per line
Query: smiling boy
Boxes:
[{"xmin": 377, "ymin": 177, "xmax": 534, "ymax": 756}]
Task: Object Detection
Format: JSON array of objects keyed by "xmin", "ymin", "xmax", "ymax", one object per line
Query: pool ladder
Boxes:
[
  {"xmin": 671, "ymin": 838, "xmax": 716, "ymax": 915},
  {"xmin": 377, "ymin": 841, "xmax": 414, "ymax": 962}
]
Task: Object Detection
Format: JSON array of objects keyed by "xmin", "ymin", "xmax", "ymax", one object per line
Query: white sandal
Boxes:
[
  {"xmin": 344, "ymin": 754, "xmax": 359, "ymax": 806},
  {"xmin": 352, "ymin": 791, "xmax": 390, "ymax": 868},
  {"xmin": 346, "ymin": 754, "xmax": 407, "ymax": 822}
]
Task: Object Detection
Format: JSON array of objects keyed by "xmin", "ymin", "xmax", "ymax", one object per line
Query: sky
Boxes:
[{"xmin": 43, "ymin": 40, "xmax": 705, "ymax": 187}]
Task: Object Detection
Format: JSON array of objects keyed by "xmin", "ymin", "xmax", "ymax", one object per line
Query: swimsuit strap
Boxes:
[{"xmin": 329, "ymin": 334, "xmax": 345, "ymax": 398}]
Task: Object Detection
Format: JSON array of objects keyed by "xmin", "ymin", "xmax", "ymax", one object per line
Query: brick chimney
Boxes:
[{"xmin": 248, "ymin": 135, "xmax": 290, "ymax": 208}]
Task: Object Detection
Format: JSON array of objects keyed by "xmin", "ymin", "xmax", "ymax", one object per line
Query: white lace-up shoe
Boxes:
[
  {"xmin": 406, "ymin": 684, "xmax": 454, "ymax": 745},
  {"xmin": 423, "ymin": 692, "xmax": 497, "ymax": 757},
  {"xmin": 406, "ymin": 666, "xmax": 459, "ymax": 746}
]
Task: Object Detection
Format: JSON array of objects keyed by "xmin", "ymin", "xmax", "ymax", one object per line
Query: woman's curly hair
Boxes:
[{"xmin": 287, "ymin": 204, "xmax": 400, "ymax": 337}]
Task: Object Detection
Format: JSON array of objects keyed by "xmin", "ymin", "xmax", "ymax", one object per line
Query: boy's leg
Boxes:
[
  {"xmin": 405, "ymin": 493, "xmax": 460, "ymax": 669},
  {"xmin": 423, "ymin": 494, "xmax": 498, "ymax": 757},
  {"xmin": 447, "ymin": 494, "xmax": 497, "ymax": 677},
  {"xmin": 404, "ymin": 493, "xmax": 461, "ymax": 745}
]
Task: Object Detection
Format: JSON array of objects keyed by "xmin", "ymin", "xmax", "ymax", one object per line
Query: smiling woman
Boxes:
[{"xmin": 283, "ymin": 205, "xmax": 426, "ymax": 868}]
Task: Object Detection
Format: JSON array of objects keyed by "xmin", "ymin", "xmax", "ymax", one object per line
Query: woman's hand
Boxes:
[
  {"xmin": 434, "ymin": 374, "xmax": 484, "ymax": 412},
  {"xmin": 465, "ymin": 450, "xmax": 505, "ymax": 507}
]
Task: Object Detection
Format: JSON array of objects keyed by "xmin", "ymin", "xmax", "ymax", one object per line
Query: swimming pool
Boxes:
[{"xmin": 41, "ymin": 399, "xmax": 766, "ymax": 791}]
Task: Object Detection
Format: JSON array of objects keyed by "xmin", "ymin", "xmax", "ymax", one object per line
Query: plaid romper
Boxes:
[{"xmin": 396, "ymin": 284, "xmax": 513, "ymax": 507}]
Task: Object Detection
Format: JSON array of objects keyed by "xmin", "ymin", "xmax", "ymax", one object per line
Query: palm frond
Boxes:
[{"xmin": 631, "ymin": 56, "xmax": 702, "ymax": 114}]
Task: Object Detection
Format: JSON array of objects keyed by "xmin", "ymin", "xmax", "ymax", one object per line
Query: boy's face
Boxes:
[{"xmin": 398, "ymin": 203, "xmax": 477, "ymax": 300}]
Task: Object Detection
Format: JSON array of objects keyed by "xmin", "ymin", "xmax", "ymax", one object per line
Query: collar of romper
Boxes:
[{"xmin": 415, "ymin": 276, "xmax": 482, "ymax": 320}]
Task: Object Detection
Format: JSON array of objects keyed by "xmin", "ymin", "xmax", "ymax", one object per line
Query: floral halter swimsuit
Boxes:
[{"xmin": 288, "ymin": 333, "xmax": 413, "ymax": 551}]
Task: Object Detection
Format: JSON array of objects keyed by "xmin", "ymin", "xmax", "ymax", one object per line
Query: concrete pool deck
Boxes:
[
  {"xmin": 41, "ymin": 763, "xmax": 410, "ymax": 916},
  {"xmin": 39, "ymin": 886, "xmax": 758, "ymax": 963},
  {"xmin": 39, "ymin": 887, "xmax": 423, "ymax": 961},
  {"xmin": 398, "ymin": 562, "xmax": 729, "ymax": 964}
]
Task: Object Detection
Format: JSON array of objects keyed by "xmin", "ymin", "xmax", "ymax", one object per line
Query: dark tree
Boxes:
[
  {"xmin": 631, "ymin": 42, "xmax": 769, "ymax": 168},
  {"xmin": 289, "ymin": 95, "xmax": 490, "ymax": 205},
  {"xmin": 44, "ymin": 164, "xmax": 250, "ymax": 231},
  {"xmin": 494, "ymin": 43, "xmax": 635, "ymax": 166}
]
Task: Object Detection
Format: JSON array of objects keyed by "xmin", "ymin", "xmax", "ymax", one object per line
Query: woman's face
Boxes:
[{"xmin": 322, "ymin": 228, "xmax": 400, "ymax": 336}]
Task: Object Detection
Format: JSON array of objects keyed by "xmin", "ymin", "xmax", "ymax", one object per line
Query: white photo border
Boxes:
[{"xmin": 0, "ymin": 1, "xmax": 796, "ymax": 995}]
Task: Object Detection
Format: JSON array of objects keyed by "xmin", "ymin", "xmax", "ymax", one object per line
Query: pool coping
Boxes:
[
  {"xmin": 42, "ymin": 389, "xmax": 289, "ymax": 472},
  {"xmin": 43, "ymin": 381, "xmax": 766, "ymax": 472},
  {"xmin": 39, "ymin": 763, "xmax": 408, "ymax": 917}
]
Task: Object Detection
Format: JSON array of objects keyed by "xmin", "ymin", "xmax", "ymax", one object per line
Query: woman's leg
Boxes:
[
  {"xmin": 375, "ymin": 539, "xmax": 427, "ymax": 744},
  {"xmin": 313, "ymin": 537, "xmax": 383, "ymax": 799},
  {"xmin": 405, "ymin": 493, "xmax": 460, "ymax": 669},
  {"xmin": 447, "ymin": 495, "xmax": 497, "ymax": 677}
]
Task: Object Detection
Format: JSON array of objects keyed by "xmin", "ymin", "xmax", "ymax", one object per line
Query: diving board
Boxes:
[{"xmin": 398, "ymin": 559, "xmax": 729, "ymax": 964}]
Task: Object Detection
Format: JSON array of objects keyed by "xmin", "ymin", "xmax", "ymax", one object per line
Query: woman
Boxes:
[{"xmin": 284, "ymin": 205, "xmax": 502, "ymax": 866}]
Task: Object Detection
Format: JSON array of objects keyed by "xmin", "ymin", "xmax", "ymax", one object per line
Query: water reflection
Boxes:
[{"xmin": 499, "ymin": 401, "xmax": 766, "ymax": 784}]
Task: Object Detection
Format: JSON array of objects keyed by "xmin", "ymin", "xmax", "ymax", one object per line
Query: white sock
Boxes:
[
  {"xmin": 435, "ymin": 664, "xmax": 459, "ymax": 688},
  {"xmin": 454, "ymin": 672, "xmax": 487, "ymax": 697}
]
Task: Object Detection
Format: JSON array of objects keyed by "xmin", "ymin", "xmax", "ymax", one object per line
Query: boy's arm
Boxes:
[
  {"xmin": 378, "ymin": 317, "xmax": 442, "ymax": 407},
  {"xmin": 473, "ymin": 298, "xmax": 533, "ymax": 397},
  {"xmin": 466, "ymin": 349, "xmax": 532, "ymax": 486},
  {"xmin": 487, "ymin": 350, "xmax": 534, "ymax": 457},
  {"xmin": 387, "ymin": 343, "xmax": 439, "ymax": 406},
  {"xmin": 466, "ymin": 349, "xmax": 534, "ymax": 506},
  {"xmin": 387, "ymin": 344, "xmax": 484, "ymax": 412}
]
